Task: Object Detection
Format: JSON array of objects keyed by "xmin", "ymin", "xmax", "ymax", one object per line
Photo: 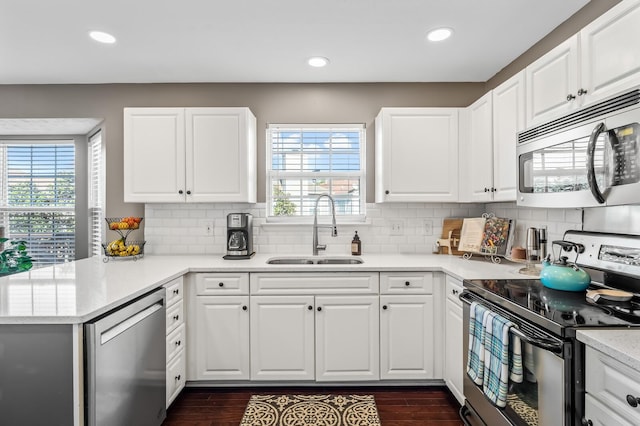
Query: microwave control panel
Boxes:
[{"xmin": 611, "ymin": 122, "xmax": 639, "ymax": 186}]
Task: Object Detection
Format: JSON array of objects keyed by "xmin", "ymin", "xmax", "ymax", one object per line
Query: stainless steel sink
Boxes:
[{"xmin": 266, "ymin": 256, "xmax": 363, "ymax": 265}]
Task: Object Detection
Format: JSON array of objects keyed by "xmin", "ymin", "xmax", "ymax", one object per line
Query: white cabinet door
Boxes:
[
  {"xmin": 379, "ymin": 295, "xmax": 434, "ymax": 380},
  {"xmin": 315, "ymin": 295, "xmax": 380, "ymax": 381},
  {"xmin": 444, "ymin": 295, "xmax": 464, "ymax": 404},
  {"xmin": 460, "ymin": 93, "xmax": 494, "ymax": 202},
  {"xmin": 580, "ymin": 0, "xmax": 640, "ymax": 105},
  {"xmin": 584, "ymin": 394, "xmax": 635, "ymax": 426},
  {"xmin": 375, "ymin": 108, "xmax": 459, "ymax": 202},
  {"xmin": 124, "ymin": 107, "xmax": 256, "ymax": 203},
  {"xmin": 185, "ymin": 108, "xmax": 256, "ymax": 203},
  {"xmin": 250, "ymin": 295, "xmax": 315, "ymax": 381},
  {"xmin": 526, "ymin": 35, "xmax": 579, "ymax": 127},
  {"xmin": 124, "ymin": 108, "xmax": 186, "ymax": 202},
  {"xmin": 492, "ymin": 70, "xmax": 524, "ymax": 201},
  {"xmin": 193, "ymin": 295, "xmax": 250, "ymax": 380}
]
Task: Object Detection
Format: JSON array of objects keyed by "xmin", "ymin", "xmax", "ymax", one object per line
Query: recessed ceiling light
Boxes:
[
  {"xmin": 308, "ymin": 57, "xmax": 329, "ymax": 68},
  {"xmin": 427, "ymin": 27, "xmax": 453, "ymax": 42},
  {"xmin": 89, "ymin": 31, "xmax": 116, "ymax": 44}
]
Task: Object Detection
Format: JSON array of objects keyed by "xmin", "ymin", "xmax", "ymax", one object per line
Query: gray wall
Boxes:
[{"xmin": 0, "ymin": 0, "xmax": 620, "ymax": 221}]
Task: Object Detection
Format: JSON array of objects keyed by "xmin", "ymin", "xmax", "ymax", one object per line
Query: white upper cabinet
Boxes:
[
  {"xmin": 580, "ymin": 0, "xmax": 640, "ymax": 105},
  {"xmin": 460, "ymin": 71, "xmax": 523, "ymax": 203},
  {"xmin": 375, "ymin": 108, "xmax": 459, "ymax": 202},
  {"xmin": 526, "ymin": 35, "xmax": 579, "ymax": 127},
  {"xmin": 124, "ymin": 107, "xmax": 256, "ymax": 203},
  {"xmin": 492, "ymin": 70, "xmax": 525, "ymax": 201},
  {"xmin": 124, "ymin": 108, "xmax": 186, "ymax": 203},
  {"xmin": 526, "ymin": 0, "xmax": 640, "ymax": 127},
  {"xmin": 460, "ymin": 92, "xmax": 494, "ymax": 202}
]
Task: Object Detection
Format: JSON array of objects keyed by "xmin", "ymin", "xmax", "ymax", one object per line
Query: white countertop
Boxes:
[
  {"xmin": 0, "ymin": 253, "xmax": 529, "ymax": 324},
  {"xmin": 577, "ymin": 329, "xmax": 640, "ymax": 371}
]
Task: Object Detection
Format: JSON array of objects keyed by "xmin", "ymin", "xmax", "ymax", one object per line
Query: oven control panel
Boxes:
[{"xmin": 563, "ymin": 230, "xmax": 640, "ymax": 275}]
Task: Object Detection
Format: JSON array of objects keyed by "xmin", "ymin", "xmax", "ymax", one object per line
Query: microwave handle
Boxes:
[{"xmin": 587, "ymin": 122, "xmax": 606, "ymax": 204}]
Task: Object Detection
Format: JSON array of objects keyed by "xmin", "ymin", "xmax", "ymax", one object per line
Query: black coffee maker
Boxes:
[{"xmin": 223, "ymin": 213, "xmax": 254, "ymax": 259}]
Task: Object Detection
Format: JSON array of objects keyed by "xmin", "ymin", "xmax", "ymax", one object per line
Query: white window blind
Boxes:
[
  {"xmin": 88, "ymin": 131, "xmax": 104, "ymax": 257},
  {"xmin": 0, "ymin": 140, "xmax": 76, "ymax": 266},
  {"xmin": 266, "ymin": 124, "xmax": 366, "ymax": 220}
]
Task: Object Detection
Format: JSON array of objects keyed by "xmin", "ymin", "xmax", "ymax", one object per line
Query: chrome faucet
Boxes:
[{"xmin": 312, "ymin": 194, "xmax": 338, "ymax": 255}]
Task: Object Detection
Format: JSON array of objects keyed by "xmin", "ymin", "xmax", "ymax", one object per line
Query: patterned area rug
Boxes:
[{"xmin": 240, "ymin": 394, "xmax": 381, "ymax": 426}]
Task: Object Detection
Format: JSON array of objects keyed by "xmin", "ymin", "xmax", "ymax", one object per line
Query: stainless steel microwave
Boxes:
[{"xmin": 517, "ymin": 88, "xmax": 640, "ymax": 208}]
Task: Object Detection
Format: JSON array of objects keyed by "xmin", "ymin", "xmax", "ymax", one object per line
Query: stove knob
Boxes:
[{"xmin": 580, "ymin": 419, "xmax": 593, "ymax": 426}]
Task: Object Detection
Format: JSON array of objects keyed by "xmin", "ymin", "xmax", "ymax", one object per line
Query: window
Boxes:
[
  {"xmin": 0, "ymin": 140, "xmax": 75, "ymax": 266},
  {"xmin": 88, "ymin": 131, "xmax": 105, "ymax": 257},
  {"xmin": 266, "ymin": 124, "xmax": 365, "ymax": 221}
]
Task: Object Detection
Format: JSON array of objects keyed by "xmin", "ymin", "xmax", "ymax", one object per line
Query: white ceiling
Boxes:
[{"xmin": 1, "ymin": 0, "xmax": 590, "ymax": 84}]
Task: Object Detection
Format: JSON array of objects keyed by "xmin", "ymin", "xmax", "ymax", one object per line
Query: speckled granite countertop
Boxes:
[{"xmin": 577, "ymin": 329, "xmax": 640, "ymax": 371}]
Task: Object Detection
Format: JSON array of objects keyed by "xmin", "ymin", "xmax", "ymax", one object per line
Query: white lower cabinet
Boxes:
[
  {"xmin": 164, "ymin": 277, "xmax": 186, "ymax": 407},
  {"xmin": 583, "ymin": 346, "xmax": 640, "ymax": 425},
  {"xmin": 380, "ymin": 294, "xmax": 433, "ymax": 379},
  {"xmin": 188, "ymin": 273, "xmax": 251, "ymax": 381},
  {"xmin": 444, "ymin": 275, "xmax": 464, "ymax": 404},
  {"xmin": 250, "ymin": 295, "xmax": 315, "ymax": 381},
  {"xmin": 379, "ymin": 272, "xmax": 440, "ymax": 381},
  {"xmin": 193, "ymin": 295, "xmax": 250, "ymax": 380},
  {"xmin": 315, "ymin": 295, "xmax": 379, "ymax": 381}
]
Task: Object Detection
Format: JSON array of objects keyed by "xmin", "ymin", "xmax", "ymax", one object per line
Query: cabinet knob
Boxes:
[
  {"xmin": 178, "ymin": 190, "xmax": 184, "ymax": 194},
  {"xmin": 491, "ymin": 187, "xmax": 496, "ymax": 192},
  {"xmin": 577, "ymin": 88, "xmax": 588, "ymax": 96},
  {"xmin": 405, "ymin": 281, "xmax": 410, "ymax": 286},
  {"xmin": 173, "ymin": 289, "xmax": 179, "ymax": 295},
  {"xmin": 308, "ymin": 305, "xmax": 313, "ymax": 311},
  {"xmin": 186, "ymin": 190, "xmax": 191, "ymax": 195},
  {"xmin": 219, "ymin": 282, "xmax": 224, "ymax": 287},
  {"xmin": 382, "ymin": 305, "xmax": 388, "ymax": 310},
  {"xmin": 580, "ymin": 419, "xmax": 593, "ymax": 426},
  {"xmin": 626, "ymin": 394, "xmax": 640, "ymax": 407},
  {"xmin": 175, "ymin": 340, "xmax": 181, "ymax": 346},
  {"xmin": 385, "ymin": 190, "xmax": 390, "ymax": 195},
  {"xmin": 175, "ymin": 374, "xmax": 181, "ymax": 381},
  {"xmin": 242, "ymin": 305, "xmax": 247, "ymax": 311},
  {"xmin": 567, "ymin": 94, "xmax": 576, "ymax": 101},
  {"xmin": 173, "ymin": 315, "xmax": 179, "ymax": 321},
  {"xmin": 317, "ymin": 306, "xmax": 322, "ymax": 312},
  {"xmin": 452, "ymin": 289, "xmax": 458, "ymax": 295},
  {"xmin": 484, "ymin": 187, "xmax": 489, "ymax": 192}
]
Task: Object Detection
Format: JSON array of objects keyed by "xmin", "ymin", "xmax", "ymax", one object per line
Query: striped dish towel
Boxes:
[
  {"xmin": 466, "ymin": 302, "xmax": 489, "ymax": 385},
  {"xmin": 482, "ymin": 311, "xmax": 523, "ymax": 407}
]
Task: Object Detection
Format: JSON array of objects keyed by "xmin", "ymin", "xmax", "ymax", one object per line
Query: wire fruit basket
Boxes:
[{"xmin": 103, "ymin": 217, "xmax": 145, "ymax": 262}]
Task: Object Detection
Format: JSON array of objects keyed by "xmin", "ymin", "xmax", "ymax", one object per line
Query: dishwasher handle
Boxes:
[
  {"xmin": 101, "ymin": 300, "xmax": 164, "ymax": 345},
  {"xmin": 459, "ymin": 291, "xmax": 564, "ymax": 354}
]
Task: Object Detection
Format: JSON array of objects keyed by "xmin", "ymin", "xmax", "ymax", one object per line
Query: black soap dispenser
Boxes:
[{"xmin": 351, "ymin": 231, "xmax": 362, "ymax": 256}]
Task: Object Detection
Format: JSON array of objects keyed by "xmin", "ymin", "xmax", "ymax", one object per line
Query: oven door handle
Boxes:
[{"xmin": 459, "ymin": 292, "xmax": 564, "ymax": 354}]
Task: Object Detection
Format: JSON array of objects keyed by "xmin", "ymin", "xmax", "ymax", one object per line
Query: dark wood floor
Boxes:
[{"xmin": 163, "ymin": 386, "xmax": 464, "ymax": 426}]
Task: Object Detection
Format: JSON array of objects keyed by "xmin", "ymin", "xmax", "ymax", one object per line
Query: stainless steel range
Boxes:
[{"xmin": 459, "ymin": 230, "xmax": 640, "ymax": 426}]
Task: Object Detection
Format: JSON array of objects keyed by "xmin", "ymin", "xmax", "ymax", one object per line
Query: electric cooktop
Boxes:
[{"xmin": 464, "ymin": 278, "xmax": 640, "ymax": 329}]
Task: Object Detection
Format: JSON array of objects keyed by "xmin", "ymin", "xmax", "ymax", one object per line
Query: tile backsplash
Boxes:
[{"xmin": 144, "ymin": 202, "xmax": 583, "ymax": 256}]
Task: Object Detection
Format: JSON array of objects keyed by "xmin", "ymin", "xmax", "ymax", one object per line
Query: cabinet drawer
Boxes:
[
  {"xmin": 166, "ymin": 299, "xmax": 184, "ymax": 334},
  {"xmin": 586, "ymin": 346, "xmax": 640, "ymax": 424},
  {"xmin": 166, "ymin": 352, "xmax": 186, "ymax": 407},
  {"xmin": 165, "ymin": 277, "xmax": 184, "ymax": 307},
  {"xmin": 250, "ymin": 272, "xmax": 379, "ymax": 295},
  {"xmin": 166, "ymin": 323, "xmax": 186, "ymax": 363},
  {"xmin": 445, "ymin": 276, "xmax": 463, "ymax": 306},
  {"xmin": 380, "ymin": 272, "xmax": 433, "ymax": 294},
  {"xmin": 195, "ymin": 273, "xmax": 249, "ymax": 295}
]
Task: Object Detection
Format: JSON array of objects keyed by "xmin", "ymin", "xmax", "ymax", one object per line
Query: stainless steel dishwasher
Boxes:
[{"xmin": 85, "ymin": 288, "xmax": 166, "ymax": 426}]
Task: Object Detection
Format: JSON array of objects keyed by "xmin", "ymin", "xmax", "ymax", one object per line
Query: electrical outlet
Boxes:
[
  {"xmin": 205, "ymin": 222, "xmax": 214, "ymax": 236},
  {"xmin": 423, "ymin": 219, "xmax": 433, "ymax": 236},
  {"xmin": 390, "ymin": 220, "xmax": 404, "ymax": 236}
]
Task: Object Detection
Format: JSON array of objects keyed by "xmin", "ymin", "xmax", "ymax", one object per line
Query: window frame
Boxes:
[{"xmin": 265, "ymin": 123, "xmax": 366, "ymax": 223}]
